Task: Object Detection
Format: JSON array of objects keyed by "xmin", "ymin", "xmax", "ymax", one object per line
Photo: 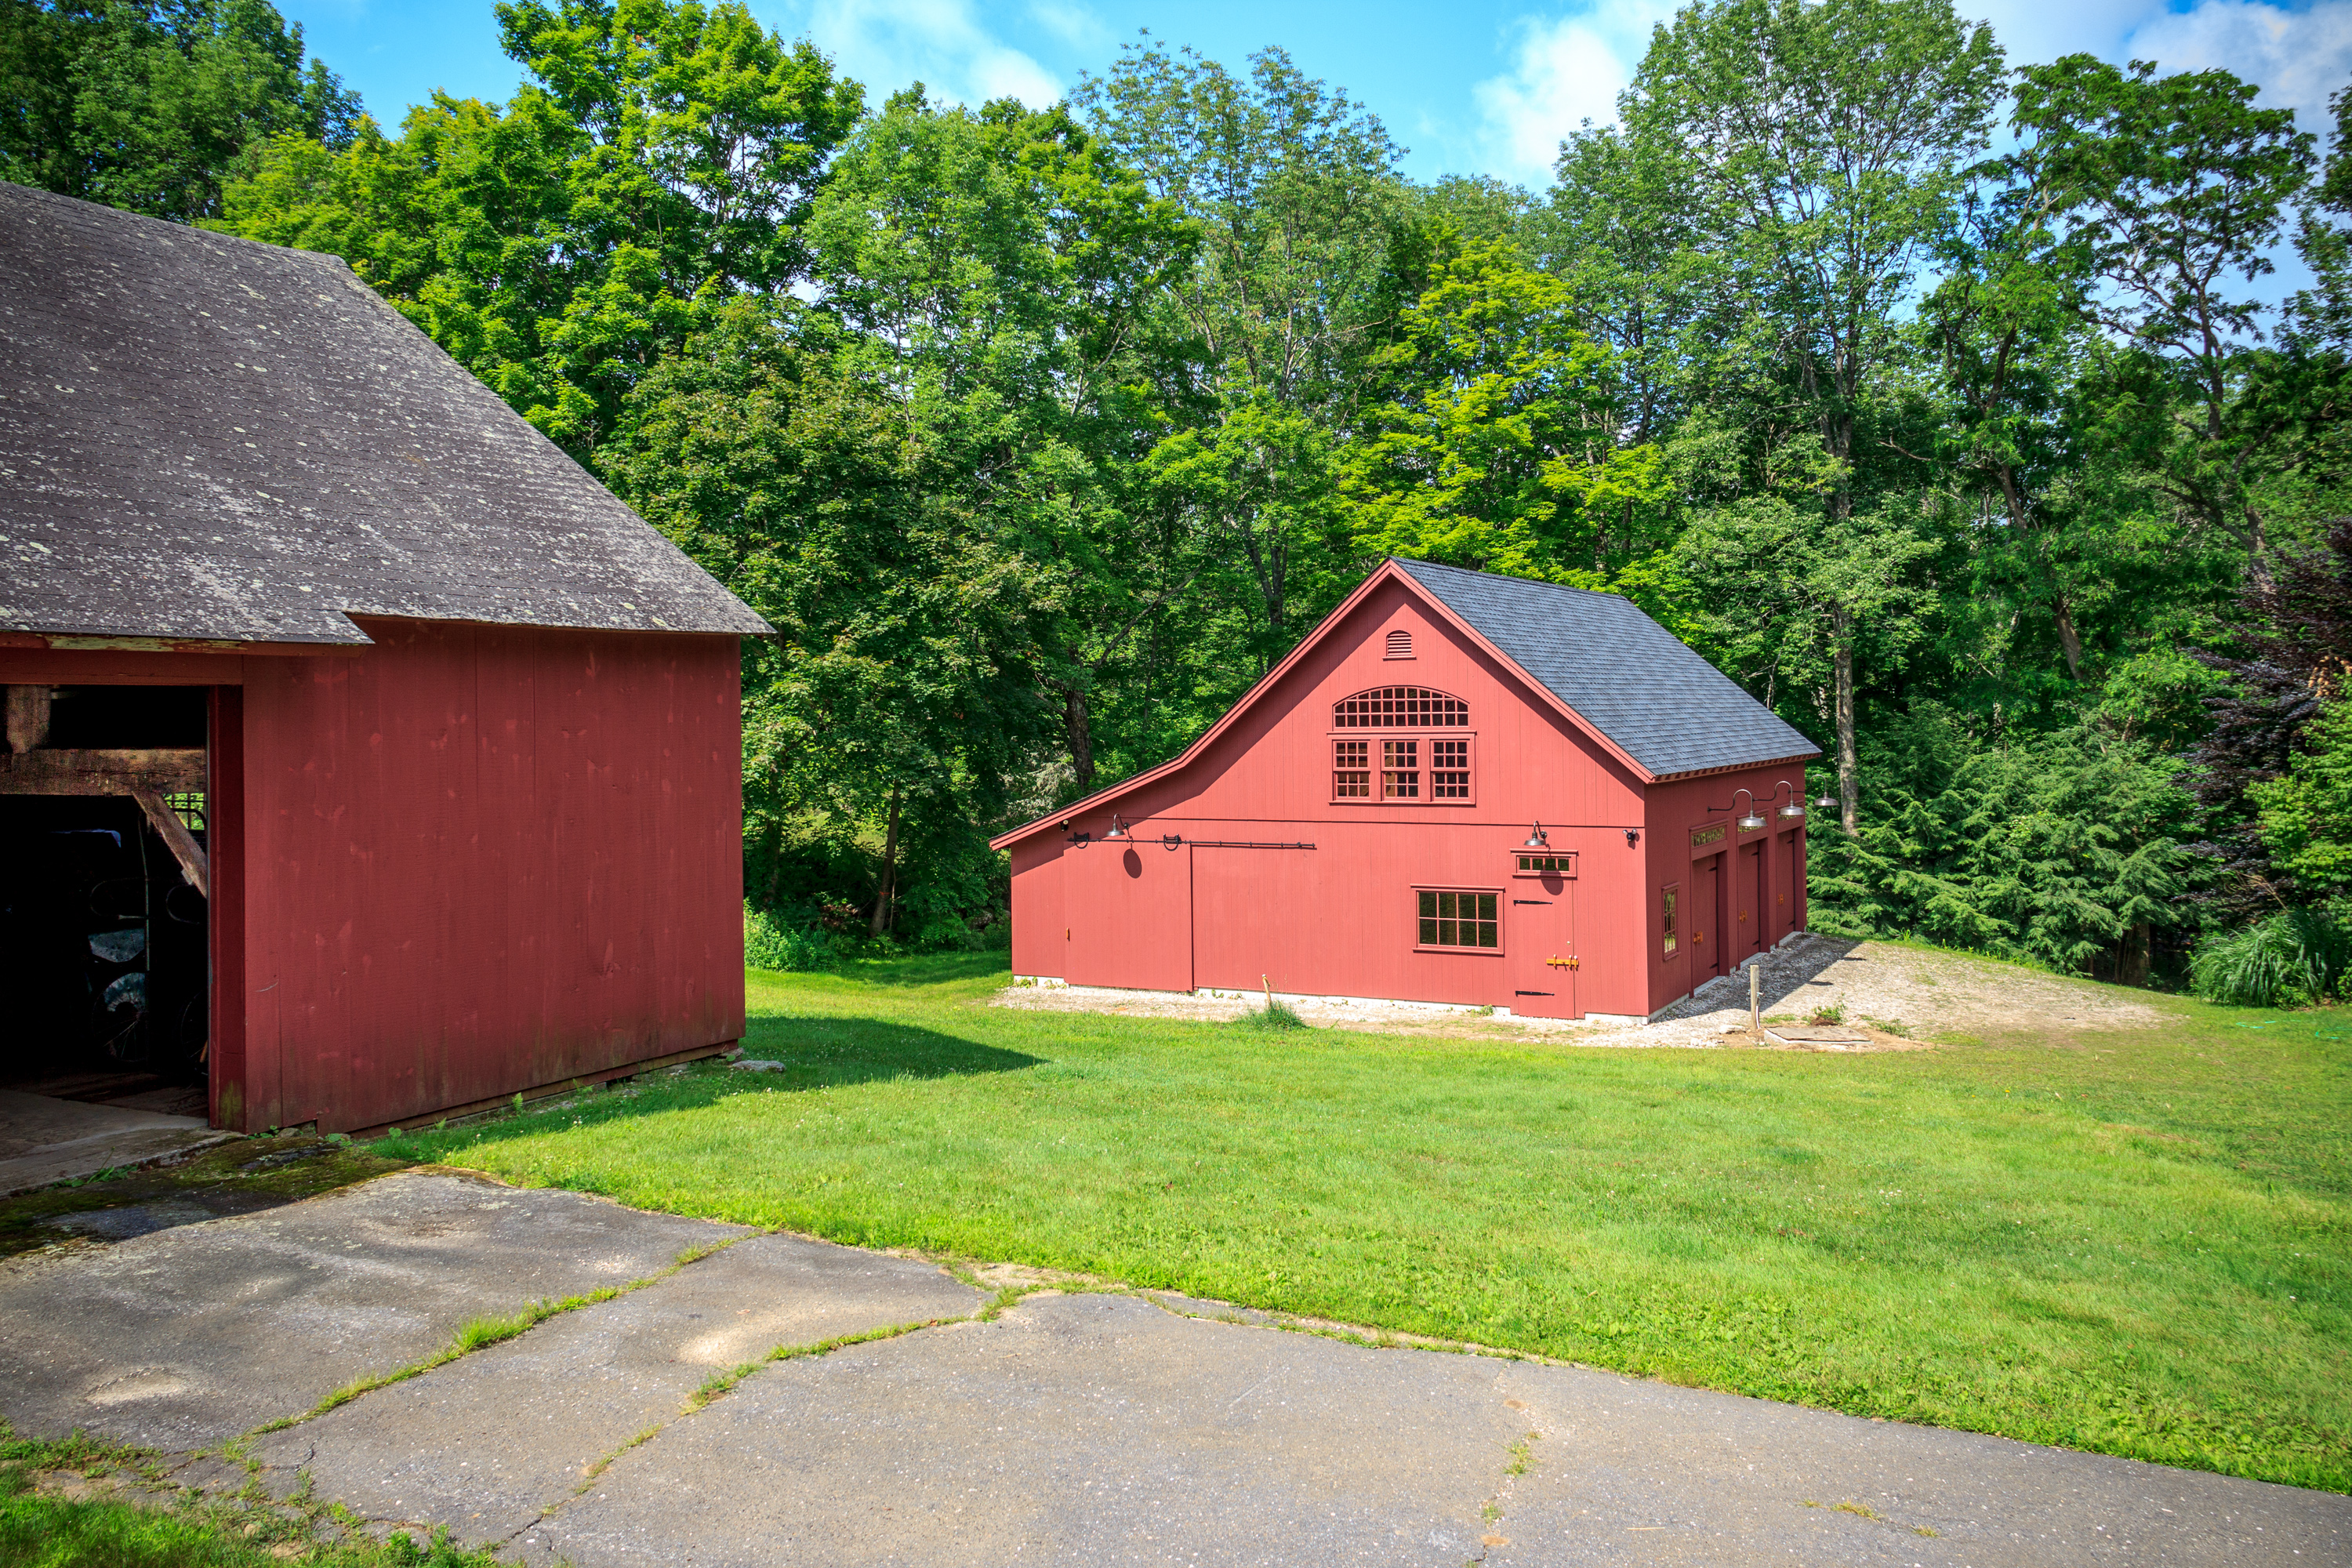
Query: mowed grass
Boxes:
[{"xmin": 377, "ymin": 951, "xmax": 2352, "ymax": 1491}]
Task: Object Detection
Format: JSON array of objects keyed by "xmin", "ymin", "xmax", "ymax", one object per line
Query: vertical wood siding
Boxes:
[{"xmin": 235, "ymin": 619, "xmax": 745, "ymax": 1132}]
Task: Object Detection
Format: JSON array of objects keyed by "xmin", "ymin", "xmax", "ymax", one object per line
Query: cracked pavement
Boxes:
[{"xmin": 2, "ymin": 1171, "xmax": 2344, "ymax": 1566}]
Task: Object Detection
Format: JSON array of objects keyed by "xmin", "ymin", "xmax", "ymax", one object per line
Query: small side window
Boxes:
[{"xmin": 1661, "ymin": 884, "xmax": 1681, "ymax": 958}]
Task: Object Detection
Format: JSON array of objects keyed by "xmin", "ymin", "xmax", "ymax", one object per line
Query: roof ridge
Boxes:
[{"xmin": 1388, "ymin": 554, "xmax": 1631, "ymax": 604}]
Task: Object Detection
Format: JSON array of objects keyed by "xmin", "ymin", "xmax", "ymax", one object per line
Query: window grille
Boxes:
[
  {"xmin": 1381, "ymin": 739, "xmax": 1419, "ymax": 798},
  {"xmin": 1385, "ymin": 630, "xmax": 1413, "ymax": 659},
  {"xmin": 163, "ymin": 791, "xmax": 206, "ymax": 833},
  {"xmin": 1431, "ymin": 739, "xmax": 1469, "ymax": 798},
  {"xmin": 1661, "ymin": 884, "xmax": 1680, "ymax": 956},
  {"xmin": 1332, "ymin": 687, "xmax": 1468, "ymax": 728},
  {"xmin": 1418, "ymin": 889, "xmax": 1498, "ymax": 949},
  {"xmin": 1332, "ymin": 739, "xmax": 1370, "ymax": 798},
  {"xmin": 1514, "ymin": 852, "xmax": 1574, "ymax": 877}
]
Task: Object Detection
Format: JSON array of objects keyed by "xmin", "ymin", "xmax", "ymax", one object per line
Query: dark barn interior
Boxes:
[{"xmin": 0, "ymin": 684, "xmax": 211, "ymax": 1118}]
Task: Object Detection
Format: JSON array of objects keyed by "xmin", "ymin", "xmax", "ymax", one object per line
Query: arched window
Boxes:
[
  {"xmin": 1331, "ymin": 687, "xmax": 1468, "ymax": 728},
  {"xmin": 1385, "ymin": 629, "xmax": 1414, "ymax": 659},
  {"xmin": 1330, "ymin": 688, "xmax": 1473, "ymax": 804}
]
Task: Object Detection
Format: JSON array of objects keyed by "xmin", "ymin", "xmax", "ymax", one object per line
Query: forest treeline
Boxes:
[{"xmin": 6, "ymin": 0, "xmax": 2350, "ymax": 1000}]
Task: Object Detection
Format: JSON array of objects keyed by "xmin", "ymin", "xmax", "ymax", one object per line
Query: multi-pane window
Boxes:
[
  {"xmin": 1333, "ymin": 687, "xmax": 1468, "ymax": 728},
  {"xmin": 1515, "ymin": 852, "xmax": 1574, "ymax": 877},
  {"xmin": 1381, "ymin": 739, "xmax": 1419, "ymax": 798},
  {"xmin": 1661, "ymin": 885, "xmax": 1680, "ymax": 956},
  {"xmin": 1418, "ymin": 889, "xmax": 1498, "ymax": 949},
  {"xmin": 1431, "ymin": 739, "xmax": 1469, "ymax": 798},
  {"xmin": 1333, "ymin": 740, "xmax": 1370, "ymax": 798}
]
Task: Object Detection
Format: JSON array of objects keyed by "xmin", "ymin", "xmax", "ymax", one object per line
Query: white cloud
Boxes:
[
  {"xmin": 794, "ymin": 0, "xmax": 1066, "ymax": 111},
  {"xmin": 1470, "ymin": 0, "xmax": 1680, "ymax": 184},
  {"xmin": 2125, "ymin": 0, "xmax": 2352, "ymax": 124}
]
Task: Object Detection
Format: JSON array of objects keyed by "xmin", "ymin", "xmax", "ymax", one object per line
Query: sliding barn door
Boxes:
[{"xmin": 1064, "ymin": 838, "xmax": 1193, "ymax": 992}]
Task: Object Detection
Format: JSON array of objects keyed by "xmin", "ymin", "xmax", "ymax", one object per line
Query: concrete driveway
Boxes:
[{"xmin": 1, "ymin": 1170, "xmax": 2343, "ymax": 1566}]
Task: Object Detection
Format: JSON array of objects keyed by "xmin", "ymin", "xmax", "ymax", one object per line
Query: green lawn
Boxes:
[{"xmin": 377, "ymin": 951, "xmax": 2351, "ymax": 1492}]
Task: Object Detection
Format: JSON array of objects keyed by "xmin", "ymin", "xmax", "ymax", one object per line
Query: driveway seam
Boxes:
[{"xmin": 232, "ymin": 1230, "xmax": 756, "ymax": 1444}]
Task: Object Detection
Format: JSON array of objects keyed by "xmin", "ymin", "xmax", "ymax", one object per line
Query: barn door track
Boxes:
[{"xmin": 2, "ymin": 1172, "xmax": 2346, "ymax": 1566}]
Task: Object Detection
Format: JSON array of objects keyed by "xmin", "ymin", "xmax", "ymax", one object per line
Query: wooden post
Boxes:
[
  {"xmin": 5, "ymin": 685, "xmax": 52, "ymax": 753},
  {"xmin": 1748, "ymin": 960, "xmax": 1760, "ymax": 1035}
]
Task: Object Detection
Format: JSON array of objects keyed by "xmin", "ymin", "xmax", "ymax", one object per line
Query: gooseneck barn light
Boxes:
[
  {"xmin": 1523, "ymin": 822, "xmax": 1550, "ymax": 849},
  {"xmin": 1104, "ymin": 814, "xmax": 1131, "ymax": 841}
]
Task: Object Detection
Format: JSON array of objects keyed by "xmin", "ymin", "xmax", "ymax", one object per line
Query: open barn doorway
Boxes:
[{"xmin": 0, "ymin": 684, "xmax": 212, "ymax": 1120}]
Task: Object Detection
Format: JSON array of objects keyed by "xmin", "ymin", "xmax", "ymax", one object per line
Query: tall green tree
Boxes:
[
  {"xmin": 1074, "ymin": 41, "xmax": 1407, "ymax": 675},
  {"xmin": 216, "ymin": 0, "xmax": 860, "ymax": 455},
  {"xmin": 2011, "ymin": 56, "xmax": 2315, "ymax": 590},
  {"xmin": 1, "ymin": 0, "xmax": 359, "ymax": 220},
  {"xmin": 1613, "ymin": 0, "xmax": 2004, "ymax": 831}
]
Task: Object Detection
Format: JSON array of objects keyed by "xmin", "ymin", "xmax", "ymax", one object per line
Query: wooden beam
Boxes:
[
  {"xmin": 5, "ymin": 685, "xmax": 51, "ymax": 752},
  {"xmin": 131, "ymin": 787, "xmax": 209, "ymax": 898},
  {"xmin": 0, "ymin": 748, "xmax": 205, "ymax": 794}
]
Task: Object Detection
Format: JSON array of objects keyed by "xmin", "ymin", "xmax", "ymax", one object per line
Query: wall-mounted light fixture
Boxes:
[
  {"xmin": 1523, "ymin": 821, "xmax": 1550, "ymax": 849},
  {"xmin": 1711, "ymin": 786, "xmax": 1769, "ymax": 831},
  {"xmin": 1624, "ymin": 829, "xmax": 1640, "ymax": 848},
  {"xmin": 1105, "ymin": 814, "xmax": 1131, "ymax": 841}
]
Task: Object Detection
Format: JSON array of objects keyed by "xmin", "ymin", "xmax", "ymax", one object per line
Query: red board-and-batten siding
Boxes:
[
  {"xmin": 2, "ymin": 619, "xmax": 746, "ymax": 1133},
  {"xmin": 998, "ymin": 569, "xmax": 1810, "ymax": 1022}
]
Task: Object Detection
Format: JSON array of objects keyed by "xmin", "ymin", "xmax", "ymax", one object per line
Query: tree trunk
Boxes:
[
  {"xmin": 1064, "ymin": 684, "xmax": 1095, "ymax": 795},
  {"xmin": 1831, "ymin": 606, "xmax": 1859, "ymax": 836},
  {"xmin": 2118, "ymin": 921, "xmax": 2151, "ymax": 988},
  {"xmin": 869, "ymin": 786, "xmax": 902, "ymax": 938},
  {"xmin": 2050, "ymin": 593, "xmax": 2085, "ymax": 682}
]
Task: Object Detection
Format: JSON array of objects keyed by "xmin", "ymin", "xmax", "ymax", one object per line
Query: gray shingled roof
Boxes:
[
  {"xmin": 0, "ymin": 181, "xmax": 770, "ymax": 644},
  {"xmin": 1394, "ymin": 557, "xmax": 1819, "ymax": 779}
]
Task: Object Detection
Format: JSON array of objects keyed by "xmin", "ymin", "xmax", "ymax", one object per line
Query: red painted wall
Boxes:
[
  {"xmin": 229, "ymin": 619, "xmax": 746, "ymax": 1131},
  {"xmin": 1004, "ymin": 579, "xmax": 1814, "ymax": 1019},
  {"xmin": 7, "ymin": 627, "xmax": 746, "ymax": 1131}
]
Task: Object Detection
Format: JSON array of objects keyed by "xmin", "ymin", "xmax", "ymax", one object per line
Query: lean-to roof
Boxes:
[{"xmin": 0, "ymin": 181, "xmax": 769, "ymax": 646}]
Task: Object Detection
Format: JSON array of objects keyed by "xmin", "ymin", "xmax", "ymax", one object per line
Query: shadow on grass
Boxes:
[
  {"xmin": 373, "ymin": 1018, "xmax": 1041, "ymax": 1162},
  {"xmin": 828, "ymin": 951, "xmax": 1011, "ymax": 987}
]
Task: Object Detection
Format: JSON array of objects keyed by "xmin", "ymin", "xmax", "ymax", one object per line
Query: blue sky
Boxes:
[{"xmin": 284, "ymin": 0, "xmax": 2349, "ymax": 188}]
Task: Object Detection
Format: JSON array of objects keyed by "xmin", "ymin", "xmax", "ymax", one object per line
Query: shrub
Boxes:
[
  {"xmin": 2190, "ymin": 902, "xmax": 2352, "ymax": 1007},
  {"xmin": 1237, "ymin": 1000, "xmax": 1308, "ymax": 1030},
  {"xmin": 744, "ymin": 905, "xmax": 831, "ymax": 972}
]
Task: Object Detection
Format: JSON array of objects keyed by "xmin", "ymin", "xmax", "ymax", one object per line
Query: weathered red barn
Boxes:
[
  {"xmin": 993, "ymin": 558, "xmax": 1824, "ymax": 1022},
  {"xmin": 0, "ymin": 183, "xmax": 767, "ymax": 1133}
]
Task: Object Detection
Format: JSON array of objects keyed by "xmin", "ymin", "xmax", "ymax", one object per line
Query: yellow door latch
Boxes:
[{"xmin": 1545, "ymin": 954, "xmax": 1580, "ymax": 970}]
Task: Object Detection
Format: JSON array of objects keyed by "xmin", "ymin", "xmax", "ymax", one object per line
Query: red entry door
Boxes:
[
  {"xmin": 1692, "ymin": 853, "xmax": 1725, "ymax": 981},
  {"xmin": 1506, "ymin": 873, "xmax": 1577, "ymax": 1018},
  {"xmin": 1776, "ymin": 831, "xmax": 1799, "ymax": 940},
  {"xmin": 1739, "ymin": 840, "xmax": 1766, "ymax": 960}
]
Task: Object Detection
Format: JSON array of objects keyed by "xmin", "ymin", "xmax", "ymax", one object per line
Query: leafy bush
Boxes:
[
  {"xmin": 2190, "ymin": 903, "xmax": 2352, "ymax": 1007},
  {"xmin": 744, "ymin": 905, "xmax": 831, "ymax": 972}
]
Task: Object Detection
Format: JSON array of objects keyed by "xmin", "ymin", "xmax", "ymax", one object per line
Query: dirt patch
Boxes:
[{"xmin": 992, "ymin": 935, "xmax": 2168, "ymax": 1051}]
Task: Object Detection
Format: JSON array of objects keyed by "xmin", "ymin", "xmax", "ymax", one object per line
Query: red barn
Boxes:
[
  {"xmin": 992, "ymin": 559, "xmax": 1824, "ymax": 1022},
  {"xmin": 0, "ymin": 183, "xmax": 766, "ymax": 1134}
]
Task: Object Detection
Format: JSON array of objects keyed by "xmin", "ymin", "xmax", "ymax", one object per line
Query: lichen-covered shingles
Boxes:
[{"xmin": 0, "ymin": 183, "xmax": 770, "ymax": 643}]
